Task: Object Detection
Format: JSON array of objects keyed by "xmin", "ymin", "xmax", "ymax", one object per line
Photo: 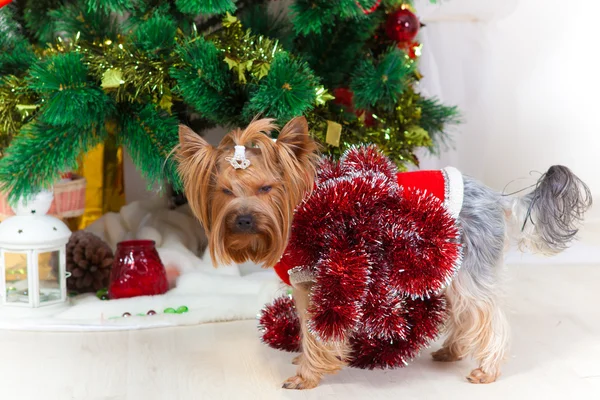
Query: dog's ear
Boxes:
[
  {"xmin": 277, "ymin": 116, "xmax": 315, "ymax": 160},
  {"xmin": 177, "ymin": 124, "xmax": 218, "ymax": 232},
  {"xmin": 276, "ymin": 116, "xmax": 320, "ymax": 205},
  {"xmin": 178, "ymin": 124, "xmax": 210, "ymax": 159}
]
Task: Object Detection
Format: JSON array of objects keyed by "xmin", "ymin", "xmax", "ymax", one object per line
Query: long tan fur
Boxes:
[
  {"xmin": 434, "ymin": 271, "xmax": 509, "ymax": 383},
  {"xmin": 177, "ymin": 117, "xmax": 319, "ymax": 268},
  {"xmin": 282, "ymin": 283, "xmax": 349, "ymax": 389}
]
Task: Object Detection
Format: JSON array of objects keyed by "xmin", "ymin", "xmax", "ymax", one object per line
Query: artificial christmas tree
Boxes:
[{"xmin": 0, "ymin": 0, "xmax": 458, "ymax": 203}]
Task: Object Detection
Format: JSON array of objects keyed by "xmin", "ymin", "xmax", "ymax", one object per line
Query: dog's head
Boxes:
[{"xmin": 177, "ymin": 117, "xmax": 319, "ymax": 267}]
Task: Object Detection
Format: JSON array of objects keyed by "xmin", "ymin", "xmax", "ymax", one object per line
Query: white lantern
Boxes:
[{"xmin": 0, "ymin": 191, "xmax": 71, "ymax": 308}]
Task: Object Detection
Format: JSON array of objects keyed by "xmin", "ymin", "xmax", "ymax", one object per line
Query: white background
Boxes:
[{"xmin": 414, "ymin": 0, "xmax": 599, "ymax": 221}]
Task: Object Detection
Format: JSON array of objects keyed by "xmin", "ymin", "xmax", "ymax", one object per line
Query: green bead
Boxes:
[
  {"xmin": 164, "ymin": 307, "xmax": 176, "ymax": 314},
  {"xmin": 176, "ymin": 306, "xmax": 189, "ymax": 314},
  {"xmin": 96, "ymin": 288, "xmax": 108, "ymax": 300},
  {"xmin": 137, "ymin": 313, "xmax": 146, "ymax": 317}
]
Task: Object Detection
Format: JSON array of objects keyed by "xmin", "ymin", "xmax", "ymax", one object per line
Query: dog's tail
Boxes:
[{"xmin": 506, "ymin": 165, "xmax": 592, "ymax": 255}]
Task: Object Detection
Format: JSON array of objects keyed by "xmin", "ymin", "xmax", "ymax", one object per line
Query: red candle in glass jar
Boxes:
[{"xmin": 108, "ymin": 240, "xmax": 169, "ymax": 299}]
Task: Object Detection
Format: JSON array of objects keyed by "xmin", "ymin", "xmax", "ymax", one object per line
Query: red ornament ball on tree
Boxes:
[
  {"xmin": 0, "ymin": 0, "xmax": 12, "ymax": 8},
  {"xmin": 386, "ymin": 8, "xmax": 420, "ymax": 43}
]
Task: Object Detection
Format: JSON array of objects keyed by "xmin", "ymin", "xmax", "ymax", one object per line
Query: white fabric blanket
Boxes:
[{"xmin": 0, "ymin": 198, "xmax": 285, "ymax": 331}]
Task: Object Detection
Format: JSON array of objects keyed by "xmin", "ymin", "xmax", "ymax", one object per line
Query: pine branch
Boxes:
[
  {"xmin": 175, "ymin": 0, "xmax": 237, "ymax": 15},
  {"xmin": 170, "ymin": 38, "xmax": 239, "ymax": 124},
  {"xmin": 118, "ymin": 104, "xmax": 182, "ymax": 191},
  {"xmin": 84, "ymin": 0, "xmax": 138, "ymax": 14},
  {"xmin": 0, "ymin": 121, "xmax": 108, "ymax": 202},
  {"xmin": 28, "ymin": 52, "xmax": 115, "ymax": 128},
  {"xmin": 417, "ymin": 97, "xmax": 461, "ymax": 154},
  {"xmin": 50, "ymin": 3, "xmax": 120, "ymax": 43},
  {"xmin": 243, "ymin": 52, "xmax": 318, "ymax": 122},
  {"xmin": 23, "ymin": 0, "xmax": 64, "ymax": 44},
  {"xmin": 132, "ymin": 12, "xmax": 177, "ymax": 56},
  {"xmin": 351, "ymin": 48, "xmax": 415, "ymax": 110}
]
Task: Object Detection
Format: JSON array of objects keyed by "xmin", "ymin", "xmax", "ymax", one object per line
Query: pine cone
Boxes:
[{"xmin": 66, "ymin": 231, "xmax": 114, "ymax": 293}]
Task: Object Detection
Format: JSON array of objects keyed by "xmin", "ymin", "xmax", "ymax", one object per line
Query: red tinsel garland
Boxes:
[
  {"xmin": 258, "ymin": 296, "xmax": 301, "ymax": 353},
  {"xmin": 259, "ymin": 146, "xmax": 461, "ymax": 369}
]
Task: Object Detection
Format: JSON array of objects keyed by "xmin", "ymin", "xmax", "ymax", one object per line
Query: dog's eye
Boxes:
[
  {"xmin": 222, "ymin": 188, "xmax": 234, "ymax": 196},
  {"xmin": 259, "ymin": 185, "xmax": 272, "ymax": 194}
]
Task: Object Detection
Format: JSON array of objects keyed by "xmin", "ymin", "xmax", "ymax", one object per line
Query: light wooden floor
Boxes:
[{"xmin": 1, "ymin": 262, "xmax": 599, "ymax": 400}]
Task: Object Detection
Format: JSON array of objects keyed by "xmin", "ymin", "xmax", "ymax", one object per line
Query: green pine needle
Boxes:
[
  {"xmin": 290, "ymin": 0, "xmax": 336, "ymax": 36},
  {"xmin": 296, "ymin": 16, "xmax": 377, "ymax": 88},
  {"xmin": 334, "ymin": 0, "xmax": 378, "ymax": 19},
  {"xmin": 28, "ymin": 52, "xmax": 89, "ymax": 94},
  {"xmin": 84, "ymin": 0, "xmax": 137, "ymax": 14},
  {"xmin": 118, "ymin": 104, "xmax": 182, "ymax": 191},
  {"xmin": 0, "ymin": 6, "xmax": 24, "ymax": 50},
  {"xmin": 290, "ymin": 0, "xmax": 378, "ymax": 36},
  {"xmin": 418, "ymin": 97, "xmax": 461, "ymax": 154},
  {"xmin": 133, "ymin": 13, "xmax": 177, "ymax": 56},
  {"xmin": 239, "ymin": 4, "xmax": 292, "ymax": 49},
  {"xmin": 0, "ymin": 121, "xmax": 108, "ymax": 202},
  {"xmin": 176, "ymin": 0, "xmax": 237, "ymax": 15},
  {"xmin": 171, "ymin": 38, "xmax": 238, "ymax": 124},
  {"xmin": 28, "ymin": 52, "xmax": 115, "ymax": 128},
  {"xmin": 23, "ymin": 0, "xmax": 62, "ymax": 44},
  {"xmin": 244, "ymin": 52, "xmax": 317, "ymax": 122},
  {"xmin": 50, "ymin": 3, "xmax": 119, "ymax": 42},
  {"xmin": 0, "ymin": 40, "xmax": 37, "ymax": 75},
  {"xmin": 351, "ymin": 49, "xmax": 416, "ymax": 110},
  {"xmin": 38, "ymin": 88, "xmax": 115, "ymax": 129},
  {"xmin": 0, "ymin": 8, "xmax": 36, "ymax": 75}
]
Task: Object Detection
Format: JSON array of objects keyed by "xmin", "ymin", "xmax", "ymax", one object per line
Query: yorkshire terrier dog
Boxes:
[{"xmin": 177, "ymin": 117, "xmax": 592, "ymax": 389}]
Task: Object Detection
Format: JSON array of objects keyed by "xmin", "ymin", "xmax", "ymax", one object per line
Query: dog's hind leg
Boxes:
[
  {"xmin": 441, "ymin": 270, "xmax": 510, "ymax": 384},
  {"xmin": 432, "ymin": 176, "xmax": 509, "ymax": 383}
]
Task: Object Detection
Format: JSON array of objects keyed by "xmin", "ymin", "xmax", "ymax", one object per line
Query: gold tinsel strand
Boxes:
[{"xmin": 0, "ymin": 75, "xmax": 37, "ymax": 156}]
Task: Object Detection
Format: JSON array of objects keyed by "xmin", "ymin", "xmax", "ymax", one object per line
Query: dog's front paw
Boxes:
[
  {"xmin": 282, "ymin": 375, "xmax": 319, "ymax": 390},
  {"xmin": 466, "ymin": 368, "xmax": 499, "ymax": 384},
  {"xmin": 431, "ymin": 347, "xmax": 462, "ymax": 362}
]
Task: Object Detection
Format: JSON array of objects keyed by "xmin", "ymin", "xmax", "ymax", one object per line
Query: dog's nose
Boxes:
[{"xmin": 234, "ymin": 214, "xmax": 255, "ymax": 232}]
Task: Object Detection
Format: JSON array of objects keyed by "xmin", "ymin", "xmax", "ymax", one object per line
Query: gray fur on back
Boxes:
[
  {"xmin": 455, "ymin": 166, "xmax": 592, "ymax": 292},
  {"xmin": 458, "ymin": 176, "xmax": 507, "ymax": 289}
]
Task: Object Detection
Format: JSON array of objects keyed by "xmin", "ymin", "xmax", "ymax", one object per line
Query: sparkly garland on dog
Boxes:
[{"xmin": 259, "ymin": 146, "xmax": 462, "ymax": 369}]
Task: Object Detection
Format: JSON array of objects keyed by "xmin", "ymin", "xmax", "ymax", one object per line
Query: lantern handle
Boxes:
[{"xmin": 65, "ymin": 271, "xmax": 72, "ymax": 278}]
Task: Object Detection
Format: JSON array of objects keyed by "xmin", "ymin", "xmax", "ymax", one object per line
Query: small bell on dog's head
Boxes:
[{"xmin": 227, "ymin": 145, "xmax": 251, "ymax": 170}]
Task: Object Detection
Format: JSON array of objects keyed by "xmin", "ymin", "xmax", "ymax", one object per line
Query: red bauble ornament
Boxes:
[
  {"xmin": 333, "ymin": 87, "xmax": 355, "ymax": 111},
  {"xmin": 386, "ymin": 8, "xmax": 420, "ymax": 43},
  {"xmin": 262, "ymin": 146, "xmax": 462, "ymax": 369},
  {"xmin": 0, "ymin": 0, "xmax": 12, "ymax": 8},
  {"xmin": 108, "ymin": 240, "xmax": 169, "ymax": 299}
]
